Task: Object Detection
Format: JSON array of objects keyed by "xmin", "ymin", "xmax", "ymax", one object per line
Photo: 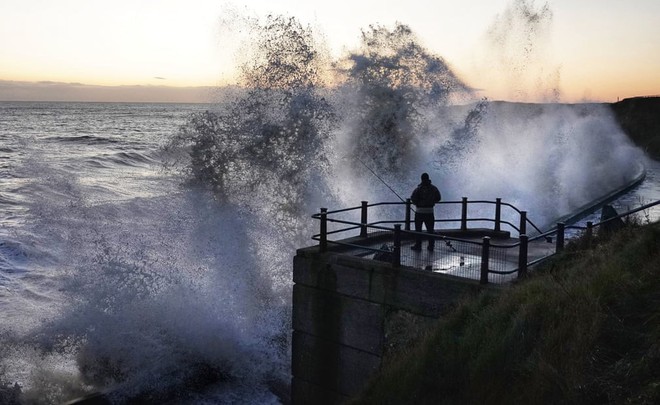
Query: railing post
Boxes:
[
  {"xmin": 393, "ymin": 224, "xmax": 402, "ymax": 267},
  {"xmin": 480, "ymin": 236, "xmax": 490, "ymax": 284},
  {"xmin": 461, "ymin": 197, "xmax": 468, "ymax": 231},
  {"xmin": 360, "ymin": 201, "xmax": 368, "ymax": 237},
  {"xmin": 517, "ymin": 234, "xmax": 528, "ymax": 279},
  {"xmin": 519, "ymin": 210, "xmax": 527, "ymax": 236},
  {"xmin": 494, "ymin": 198, "xmax": 502, "ymax": 232},
  {"xmin": 320, "ymin": 208, "xmax": 328, "ymax": 252},
  {"xmin": 556, "ymin": 222, "xmax": 565, "ymax": 252},
  {"xmin": 586, "ymin": 221, "xmax": 593, "ymax": 247},
  {"xmin": 405, "ymin": 199, "xmax": 412, "ymax": 231}
]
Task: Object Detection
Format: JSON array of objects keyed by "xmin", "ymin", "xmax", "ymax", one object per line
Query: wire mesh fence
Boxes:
[{"xmin": 345, "ymin": 230, "xmax": 523, "ymax": 285}]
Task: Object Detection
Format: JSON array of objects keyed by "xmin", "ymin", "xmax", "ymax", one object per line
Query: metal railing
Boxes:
[
  {"xmin": 311, "ymin": 197, "xmax": 660, "ymax": 285},
  {"xmin": 549, "ymin": 198, "xmax": 660, "ymax": 251},
  {"xmin": 314, "ymin": 198, "xmax": 543, "ymax": 238}
]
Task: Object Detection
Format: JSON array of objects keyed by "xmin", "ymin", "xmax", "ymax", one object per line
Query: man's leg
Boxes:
[
  {"xmin": 411, "ymin": 214, "xmax": 423, "ymax": 250},
  {"xmin": 425, "ymin": 214, "xmax": 435, "ymax": 249}
]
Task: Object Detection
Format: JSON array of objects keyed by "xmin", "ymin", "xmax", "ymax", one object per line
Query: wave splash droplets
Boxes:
[
  {"xmin": 0, "ymin": 5, "xmax": 647, "ymax": 404},
  {"xmin": 2, "ymin": 175, "xmax": 289, "ymax": 402},
  {"xmin": 164, "ymin": 11, "xmax": 643, "ymax": 399}
]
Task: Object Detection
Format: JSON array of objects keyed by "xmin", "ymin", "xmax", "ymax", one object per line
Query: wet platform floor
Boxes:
[{"xmin": 347, "ymin": 232, "xmax": 558, "ymax": 284}]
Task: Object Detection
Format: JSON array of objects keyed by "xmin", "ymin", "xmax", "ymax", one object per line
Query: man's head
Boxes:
[{"xmin": 421, "ymin": 173, "xmax": 430, "ymax": 182}]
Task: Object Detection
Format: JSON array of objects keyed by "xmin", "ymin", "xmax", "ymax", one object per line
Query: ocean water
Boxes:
[
  {"xmin": 0, "ymin": 101, "xmax": 291, "ymax": 404},
  {"xmin": 1, "ymin": 98, "xmax": 658, "ymax": 404},
  {"xmin": 1, "ymin": 12, "xmax": 659, "ymax": 404}
]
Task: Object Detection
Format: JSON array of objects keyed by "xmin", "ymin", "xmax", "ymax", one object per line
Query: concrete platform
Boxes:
[{"xmin": 326, "ymin": 229, "xmax": 558, "ymax": 284}]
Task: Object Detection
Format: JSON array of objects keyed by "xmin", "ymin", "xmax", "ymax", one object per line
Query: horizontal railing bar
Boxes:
[
  {"xmin": 324, "ymin": 226, "xmax": 362, "ymax": 237},
  {"xmin": 487, "ymin": 269, "xmax": 519, "ymax": 275},
  {"xmin": 498, "ymin": 201, "xmax": 544, "ymax": 234},
  {"xmin": 311, "ymin": 236, "xmax": 394, "ymax": 254},
  {"xmin": 312, "ymin": 205, "xmax": 362, "ymax": 217},
  {"xmin": 316, "ymin": 198, "xmax": 546, "ymax": 234},
  {"xmin": 489, "ymin": 241, "xmax": 521, "ymax": 248},
  {"xmin": 593, "ymin": 199, "xmax": 660, "ymax": 227},
  {"xmin": 316, "ymin": 227, "xmax": 485, "ymax": 248},
  {"xmin": 324, "ymin": 218, "xmax": 395, "ymax": 232},
  {"xmin": 540, "ymin": 200, "xmax": 660, "ymax": 235},
  {"xmin": 367, "ymin": 201, "xmax": 406, "ymax": 207},
  {"xmin": 528, "ymin": 231, "xmax": 554, "ymax": 242}
]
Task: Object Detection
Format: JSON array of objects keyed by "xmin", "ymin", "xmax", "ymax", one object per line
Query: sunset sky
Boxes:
[{"xmin": 1, "ymin": 0, "xmax": 659, "ymax": 103}]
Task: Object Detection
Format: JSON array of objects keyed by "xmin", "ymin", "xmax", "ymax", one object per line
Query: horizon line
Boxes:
[{"xmin": 1, "ymin": 79, "xmax": 655, "ymax": 104}]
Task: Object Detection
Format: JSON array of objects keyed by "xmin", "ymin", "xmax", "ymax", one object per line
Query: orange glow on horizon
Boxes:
[{"xmin": 1, "ymin": 0, "xmax": 659, "ymax": 103}]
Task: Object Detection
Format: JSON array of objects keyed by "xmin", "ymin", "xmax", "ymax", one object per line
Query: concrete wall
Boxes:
[{"xmin": 292, "ymin": 245, "xmax": 485, "ymax": 404}]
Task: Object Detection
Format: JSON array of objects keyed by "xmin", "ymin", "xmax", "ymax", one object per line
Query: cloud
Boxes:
[{"xmin": 0, "ymin": 80, "xmax": 216, "ymax": 103}]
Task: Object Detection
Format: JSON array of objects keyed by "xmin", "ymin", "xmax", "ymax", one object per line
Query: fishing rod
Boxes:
[
  {"xmin": 355, "ymin": 156, "xmax": 458, "ymax": 252},
  {"xmin": 355, "ymin": 156, "xmax": 457, "ymax": 253},
  {"xmin": 355, "ymin": 156, "xmax": 409, "ymax": 204}
]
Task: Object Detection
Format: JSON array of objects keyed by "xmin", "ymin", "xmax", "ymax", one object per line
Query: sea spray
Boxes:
[
  {"xmin": 3, "ymin": 178, "xmax": 290, "ymax": 402},
  {"xmin": 1, "ymin": 122, "xmax": 293, "ymax": 403},
  {"xmin": 425, "ymin": 102, "xmax": 645, "ymax": 229},
  {"xmin": 171, "ymin": 11, "xmax": 645, "ymax": 245},
  {"xmin": 0, "ymin": 4, "xmax": 650, "ymax": 404},
  {"xmin": 166, "ymin": 14, "xmax": 335, "ymax": 237},
  {"xmin": 476, "ymin": 0, "xmax": 560, "ymax": 101},
  {"xmin": 333, "ymin": 23, "xmax": 472, "ymax": 178}
]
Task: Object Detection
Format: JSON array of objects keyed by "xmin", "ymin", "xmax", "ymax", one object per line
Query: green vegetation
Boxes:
[
  {"xmin": 610, "ymin": 97, "xmax": 660, "ymax": 160},
  {"xmin": 351, "ymin": 221, "xmax": 660, "ymax": 405}
]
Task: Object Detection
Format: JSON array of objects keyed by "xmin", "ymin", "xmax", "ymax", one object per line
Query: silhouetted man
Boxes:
[{"xmin": 410, "ymin": 172, "xmax": 441, "ymax": 251}]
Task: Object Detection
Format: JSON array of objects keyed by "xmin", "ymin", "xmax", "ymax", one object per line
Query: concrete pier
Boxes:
[
  {"xmin": 293, "ymin": 191, "xmax": 649, "ymax": 403},
  {"xmin": 291, "ymin": 243, "xmax": 486, "ymax": 403}
]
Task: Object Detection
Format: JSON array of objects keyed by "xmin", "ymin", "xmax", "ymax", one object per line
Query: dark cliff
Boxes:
[{"xmin": 610, "ymin": 96, "xmax": 660, "ymax": 160}]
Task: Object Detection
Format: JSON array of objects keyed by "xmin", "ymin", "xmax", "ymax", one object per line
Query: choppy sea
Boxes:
[
  {"xmin": 0, "ymin": 101, "xmax": 291, "ymax": 404},
  {"xmin": 0, "ymin": 101, "xmax": 658, "ymax": 404}
]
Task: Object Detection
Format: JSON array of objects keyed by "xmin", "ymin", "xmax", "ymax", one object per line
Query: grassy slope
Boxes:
[{"xmin": 351, "ymin": 222, "xmax": 660, "ymax": 405}]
